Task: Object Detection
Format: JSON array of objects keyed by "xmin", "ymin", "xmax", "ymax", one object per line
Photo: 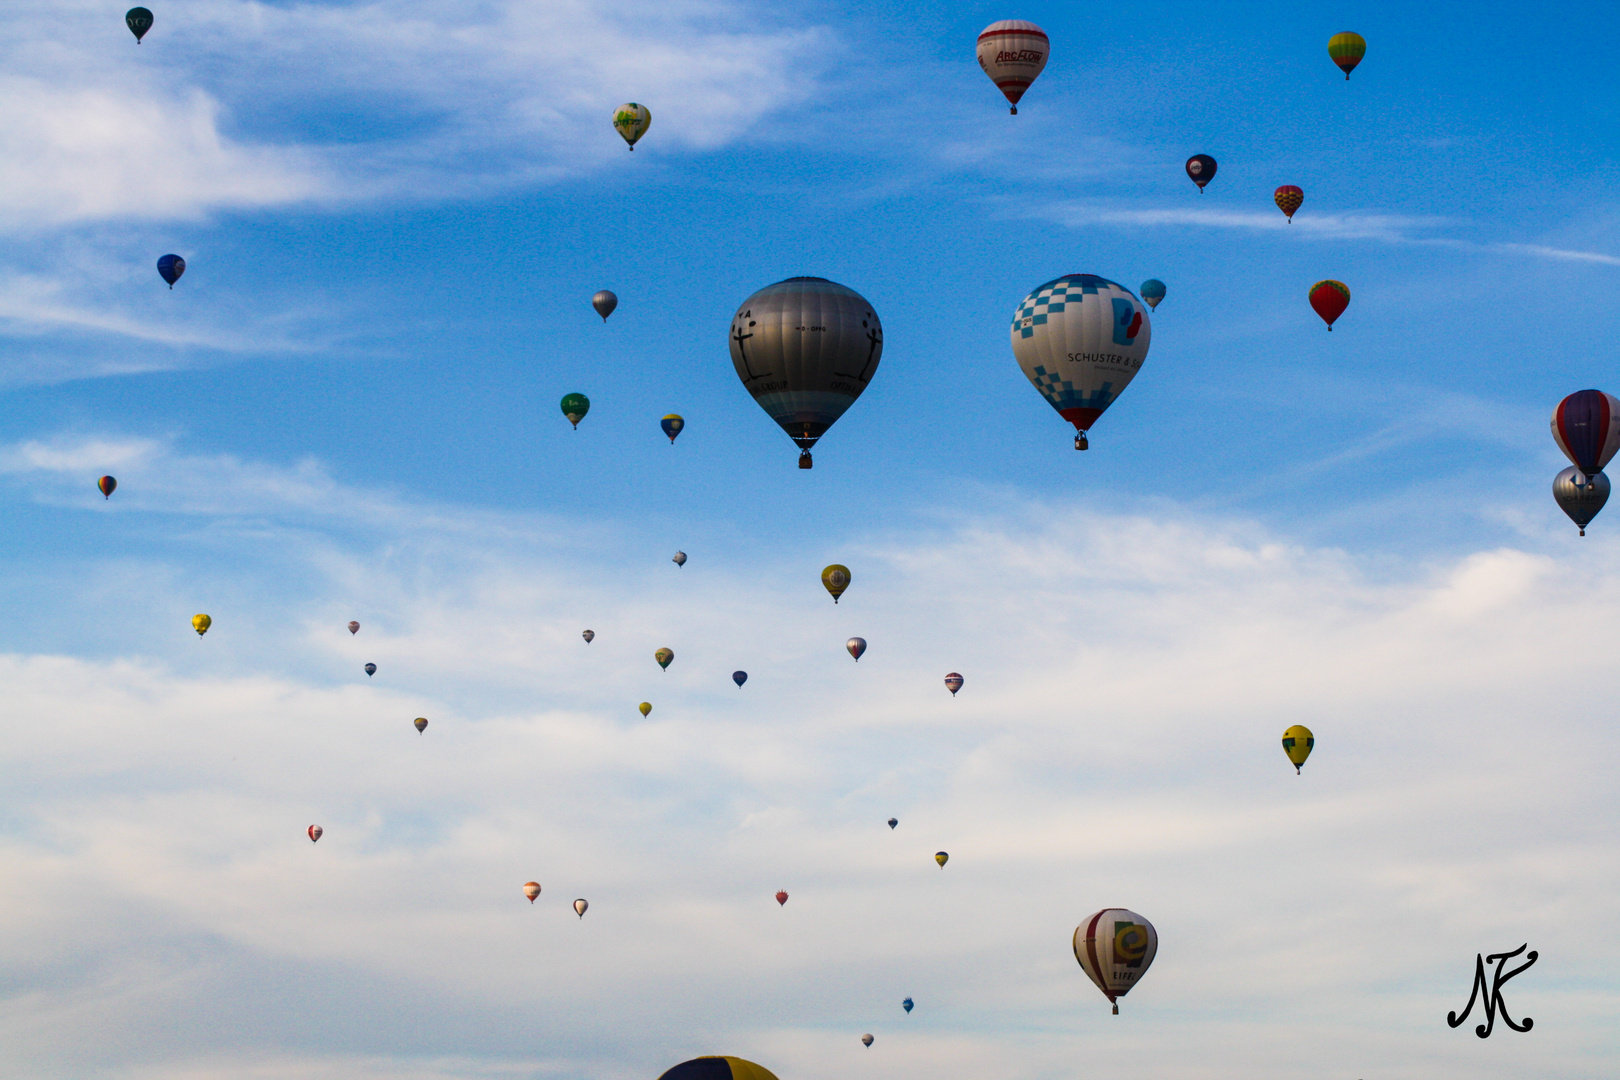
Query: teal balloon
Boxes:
[{"xmin": 1139, "ymin": 279, "xmax": 1166, "ymax": 310}]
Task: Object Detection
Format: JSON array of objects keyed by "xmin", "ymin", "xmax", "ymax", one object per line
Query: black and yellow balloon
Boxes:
[
  {"xmin": 657, "ymin": 1057, "xmax": 780, "ymax": 1080},
  {"xmin": 1282, "ymin": 725, "xmax": 1314, "ymax": 774}
]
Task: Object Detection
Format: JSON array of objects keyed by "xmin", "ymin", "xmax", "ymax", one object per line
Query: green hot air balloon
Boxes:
[
  {"xmin": 561, "ymin": 393, "xmax": 590, "ymax": 429},
  {"xmin": 655, "ymin": 647, "xmax": 674, "ymax": 670},
  {"xmin": 126, "ymin": 7, "xmax": 153, "ymax": 42},
  {"xmin": 1329, "ymin": 32, "xmax": 1366, "ymax": 79}
]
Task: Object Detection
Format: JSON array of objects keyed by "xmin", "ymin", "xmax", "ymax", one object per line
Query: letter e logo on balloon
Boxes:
[{"xmin": 1115, "ymin": 922, "xmax": 1150, "ymax": 967}]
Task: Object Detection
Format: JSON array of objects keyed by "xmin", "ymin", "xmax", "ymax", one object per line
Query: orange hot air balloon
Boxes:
[
  {"xmin": 1274, "ymin": 185, "xmax": 1303, "ymax": 222},
  {"xmin": 308, "ymin": 825, "xmax": 322, "ymax": 842},
  {"xmin": 775, "ymin": 890, "xmax": 789, "ymax": 906},
  {"xmin": 523, "ymin": 881, "xmax": 541, "ymax": 903},
  {"xmin": 98, "ymin": 475, "xmax": 117, "ymax": 498},
  {"xmin": 1309, "ymin": 280, "xmax": 1351, "ymax": 330}
]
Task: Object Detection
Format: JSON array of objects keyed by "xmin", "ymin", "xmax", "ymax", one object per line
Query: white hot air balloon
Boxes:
[
  {"xmin": 612, "ymin": 103, "xmax": 650, "ymax": 149},
  {"xmin": 574, "ymin": 898, "xmax": 589, "ymax": 918},
  {"xmin": 730, "ymin": 278, "xmax": 883, "ymax": 469},
  {"xmin": 976, "ymin": 21, "xmax": 1050, "ymax": 114},
  {"xmin": 523, "ymin": 881, "xmax": 541, "ymax": 903},
  {"xmin": 1073, "ymin": 908, "xmax": 1158, "ymax": 1014},
  {"xmin": 1011, "ymin": 275, "xmax": 1151, "ymax": 451}
]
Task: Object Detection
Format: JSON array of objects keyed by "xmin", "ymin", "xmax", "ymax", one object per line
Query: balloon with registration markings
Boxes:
[
  {"xmin": 1074, "ymin": 908, "xmax": 1157, "ymax": 1014},
  {"xmin": 1551, "ymin": 390, "xmax": 1620, "ymax": 476},
  {"xmin": 1554, "ymin": 466, "xmax": 1610, "ymax": 535},
  {"xmin": 975, "ymin": 20, "xmax": 1049, "ymax": 114},
  {"xmin": 1281, "ymin": 724, "xmax": 1314, "ymax": 773},
  {"xmin": 1012, "ymin": 275, "xmax": 1151, "ymax": 451},
  {"xmin": 1309, "ymin": 280, "xmax": 1350, "ymax": 329},
  {"xmin": 613, "ymin": 103, "xmax": 650, "ymax": 149},
  {"xmin": 1275, "ymin": 185, "xmax": 1304, "ymax": 222},
  {"xmin": 1329, "ymin": 32, "xmax": 1366, "ymax": 79},
  {"xmin": 126, "ymin": 7, "xmax": 153, "ymax": 42},
  {"xmin": 98, "ymin": 475, "xmax": 117, "ymax": 499},
  {"xmin": 657, "ymin": 1057, "xmax": 781, "ymax": 1080},
  {"xmin": 1139, "ymin": 279, "xmax": 1165, "ymax": 310},
  {"xmin": 592, "ymin": 290, "xmax": 617, "ymax": 321},
  {"xmin": 730, "ymin": 278, "xmax": 882, "ymax": 469}
]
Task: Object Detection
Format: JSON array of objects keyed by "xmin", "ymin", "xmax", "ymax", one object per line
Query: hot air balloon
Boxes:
[
  {"xmin": 673, "ymin": 551, "xmax": 687, "ymax": 567},
  {"xmin": 1139, "ymin": 279, "xmax": 1165, "ymax": 310},
  {"xmin": 560, "ymin": 393, "xmax": 590, "ymax": 429},
  {"xmin": 1551, "ymin": 390, "xmax": 1620, "ymax": 476},
  {"xmin": 523, "ymin": 881, "xmax": 541, "ymax": 903},
  {"xmin": 656, "ymin": 647, "xmax": 674, "ymax": 670},
  {"xmin": 192, "ymin": 614, "xmax": 211, "ymax": 636},
  {"xmin": 364, "ymin": 663, "xmax": 376, "ymax": 677},
  {"xmin": 1329, "ymin": 32, "xmax": 1366, "ymax": 79},
  {"xmin": 613, "ymin": 103, "xmax": 650, "ymax": 149},
  {"xmin": 157, "ymin": 254, "xmax": 185, "ymax": 288},
  {"xmin": 730, "ymin": 278, "xmax": 882, "ymax": 468},
  {"xmin": 887, "ymin": 817, "xmax": 898, "ymax": 829},
  {"xmin": 1185, "ymin": 154, "xmax": 1217, "ymax": 192},
  {"xmin": 1309, "ymin": 280, "xmax": 1350, "ymax": 329},
  {"xmin": 861, "ymin": 1035, "xmax": 874, "ymax": 1048},
  {"xmin": 975, "ymin": 20, "xmax": 1049, "ymax": 114},
  {"xmin": 661, "ymin": 415, "xmax": 685, "ymax": 443},
  {"xmin": 574, "ymin": 898, "xmax": 588, "ymax": 917},
  {"xmin": 902, "ymin": 997, "xmax": 913, "ymax": 1013},
  {"xmin": 583, "ymin": 629, "xmax": 595, "ymax": 643},
  {"xmin": 846, "ymin": 637, "xmax": 866, "ymax": 661},
  {"xmin": 126, "ymin": 7, "xmax": 153, "ymax": 42},
  {"xmin": 1281, "ymin": 724, "xmax": 1314, "ymax": 773},
  {"xmin": 592, "ymin": 290, "xmax": 618, "ymax": 321},
  {"xmin": 639, "ymin": 702, "xmax": 652, "ymax": 717},
  {"xmin": 944, "ymin": 672, "xmax": 964, "ymax": 696},
  {"xmin": 1275, "ymin": 185, "xmax": 1304, "ymax": 222},
  {"xmin": 308, "ymin": 825, "xmax": 323, "ymax": 842},
  {"xmin": 733, "ymin": 671, "xmax": 748, "ymax": 687},
  {"xmin": 348, "ymin": 620, "xmax": 360, "ymax": 634},
  {"xmin": 935, "ymin": 852, "xmax": 949, "ymax": 867},
  {"xmin": 657, "ymin": 1057, "xmax": 781, "ymax": 1080},
  {"xmin": 775, "ymin": 890, "xmax": 788, "ymax": 906},
  {"xmin": 1074, "ymin": 908, "xmax": 1158, "ymax": 1014},
  {"xmin": 1011, "ymin": 275, "xmax": 1151, "ymax": 450},
  {"xmin": 1555, "ymin": 466, "xmax": 1610, "ymax": 535},
  {"xmin": 97, "ymin": 475, "xmax": 117, "ymax": 498},
  {"xmin": 414, "ymin": 717, "xmax": 428, "ymax": 733},
  {"xmin": 822, "ymin": 564, "xmax": 851, "ymax": 602}
]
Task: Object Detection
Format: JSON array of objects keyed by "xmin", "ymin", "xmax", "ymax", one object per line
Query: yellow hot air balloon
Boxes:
[
  {"xmin": 657, "ymin": 1058, "xmax": 780, "ymax": 1080},
  {"xmin": 822, "ymin": 564, "xmax": 851, "ymax": 603},
  {"xmin": 613, "ymin": 102, "xmax": 650, "ymax": 149},
  {"xmin": 1328, "ymin": 32, "xmax": 1366, "ymax": 80},
  {"xmin": 191, "ymin": 613, "xmax": 212, "ymax": 636},
  {"xmin": 1282, "ymin": 724, "xmax": 1315, "ymax": 773},
  {"xmin": 935, "ymin": 851, "xmax": 949, "ymax": 867},
  {"xmin": 639, "ymin": 701, "xmax": 652, "ymax": 718}
]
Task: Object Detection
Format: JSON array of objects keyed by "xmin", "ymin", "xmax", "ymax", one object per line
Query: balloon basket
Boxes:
[
  {"xmin": 1074, "ymin": 433, "xmax": 1088, "ymax": 451},
  {"xmin": 1112, "ymin": 1003, "xmax": 1119, "ymax": 1015},
  {"xmin": 799, "ymin": 451, "xmax": 813, "ymax": 469}
]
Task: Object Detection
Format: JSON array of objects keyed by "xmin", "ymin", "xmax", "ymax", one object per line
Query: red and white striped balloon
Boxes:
[{"xmin": 976, "ymin": 21, "xmax": 1049, "ymax": 114}]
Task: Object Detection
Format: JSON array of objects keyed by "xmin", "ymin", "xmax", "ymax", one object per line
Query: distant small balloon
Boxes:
[
  {"xmin": 639, "ymin": 701, "xmax": 652, "ymax": 717},
  {"xmin": 560, "ymin": 393, "xmax": 590, "ymax": 429},
  {"xmin": 846, "ymin": 637, "xmax": 866, "ymax": 661},
  {"xmin": 775, "ymin": 889, "xmax": 788, "ymax": 906},
  {"xmin": 861, "ymin": 1034, "xmax": 874, "ymax": 1048},
  {"xmin": 1282, "ymin": 724, "xmax": 1315, "ymax": 774},
  {"xmin": 583, "ymin": 629, "xmax": 595, "ymax": 643},
  {"xmin": 733, "ymin": 670, "xmax": 748, "ymax": 687},
  {"xmin": 126, "ymin": 7, "xmax": 153, "ymax": 42},
  {"xmin": 1309, "ymin": 280, "xmax": 1350, "ymax": 329},
  {"xmin": 157, "ymin": 253, "xmax": 185, "ymax": 288},
  {"xmin": 414, "ymin": 717, "xmax": 428, "ymax": 734},
  {"xmin": 822, "ymin": 564, "xmax": 851, "ymax": 602},
  {"xmin": 574, "ymin": 898, "xmax": 588, "ymax": 917},
  {"xmin": 348, "ymin": 620, "xmax": 360, "ymax": 634},
  {"xmin": 672, "ymin": 551, "xmax": 687, "ymax": 567},
  {"xmin": 192, "ymin": 613, "xmax": 211, "ymax": 637},
  {"xmin": 1328, "ymin": 32, "xmax": 1367, "ymax": 80},
  {"xmin": 1554, "ymin": 466, "xmax": 1610, "ymax": 535},
  {"xmin": 364, "ymin": 663, "xmax": 376, "ymax": 677},
  {"xmin": 655, "ymin": 647, "xmax": 673, "ymax": 670},
  {"xmin": 612, "ymin": 102, "xmax": 651, "ymax": 149},
  {"xmin": 1274, "ymin": 185, "xmax": 1304, "ymax": 222},
  {"xmin": 523, "ymin": 881, "xmax": 541, "ymax": 903},
  {"xmin": 1139, "ymin": 279, "xmax": 1166, "ymax": 310},
  {"xmin": 887, "ymin": 817, "xmax": 898, "ymax": 829},
  {"xmin": 98, "ymin": 475, "xmax": 117, "ymax": 499},
  {"xmin": 308, "ymin": 825, "xmax": 322, "ymax": 843},
  {"xmin": 944, "ymin": 672, "xmax": 964, "ymax": 696},
  {"xmin": 592, "ymin": 290, "xmax": 618, "ymax": 321},
  {"xmin": 1185, "ymin": 154, "xmax": 1217, "ymax": 192},
  {"xmin": 661, "ymin": 414, "xmax": 685, "ymax": 444},
  {"xmin": 902, "ymin": 997, "xmax": 914, "ymax": 1013},
  {"xmin": 935, "ymin": 851, "xmax": 948, "ymax": 867}
]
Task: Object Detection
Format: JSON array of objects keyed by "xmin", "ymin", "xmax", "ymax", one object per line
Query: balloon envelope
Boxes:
[
  {"xmin": 733, "ymin": 670, "xmax": 747, "ymax": 687},
  {"xmin": 846, "ymin": 636, "xmax": 866, "ymax": 661},
  {"xmin": 364, "ymin": 663, "xmax": 376, "ymax": 676},
  {"xmin": 414, "ymin": 717, "xmax": 428, "ymax": 733},
  {"xmin": 582, "ymin": 629, "xmax": 595, "ymax": 643},
  {"xmin": 1138, "ymin": 279, "xmax": 1165, "ymax": 310},
  {"xmin": 657, "ymin": 1057, "xmax": 781, "ymax": 1080},
  {"xmin": 574, "ymin": 898, "xmax": 588, "ymax": 917},
  {"xmin": 1282, "ymin": 724, "xmax": 1314, "ymax": 773},
  {"xmin": 944, "ymin": 672, "xmax": 964, "ymax": 696},
  {"xmin": 192, "ymin": 613, "xmax": 211, "ymax": 636},
  {"xmin": 822, "ymin": 564, "xmax": 851, "ymax": 602},
  {"xmin": 308, "ymin": 825, "xmax": 322, "ymax": 842},
  {"xmin": 1011, "ymin": 275, "xmax": 1151, "ymax": 445},
  {"xmin": 661, "ymin": 414, "xmax": 685, "ymax": 443},
  {"xmin": 348, "ymin": 620, "xmax": 360, "ymax": 634},
  {"xmin": 1074, "ymin": 908, "xmax": 1158, "ymax": 1013},
  {"xmin": 902, "ymin": 997, "xmax": 913, "ymax": 1013},
  {"xmin": 98, "ymin": 475, "xmax": 117, "ymax": 498},
  {"xmin": 157, "ymin": 254, "xmax": 185, "ymax": 287},
  {"xmin": 1309, "ymin": 280, "xmax": 1350, "ymax": 328},
  {"xmin": 639, "ymin": 702, "xmax": 652, "ymax": 717},
  {"xmin": 730, "ymin": 279, "xmax": 882, "ymax": 467},
  {"xmin": 560, "ymin": 393, "xmax": 590, "ymax": 429},
  {"xmin": 673, "ymin": 551, "xmax": 687, "ymax": 566},
  {"xmin": 1554, "ymin": 466, "xmax": 1610, "ymax": 535},
  {"xmin": 1329, "ymin": 32, "xmax": 1366, "ymax": 78},
  {"xmin": 888, "ymin": 817, "xmax": 898, "ymax": 829},
  {"xmin": 1185, "ymin": 154, "xmax": 1217, "ymax": 190},
  {"xmin": 613, "ymin": 103, "xmax": 650, "ymax": 148},
  {"xmin": 1551, "ymin": 390, "xmax": 1620, "ymax": 475},
  {"xmin": 935, "ymin": 851, "xmax": 948, "ymax": 867},
  {"xmin": 975, "ymin": 20, "xmax": 1049, "ymax": 114},
  {"xmin": 1274, "ymin": 185, "xmax": 1304, "ymax": 221},
  {"xmin": 592, "ymin": 290, "xmax": 618, "ymax": 321},
  {"xmin": 861, "ymin": 1034, "xmax": 874, "ymax": 1047},
  {"xmin": 523, "ymin": 881, "xmax": 541, "ymax": 903},
  {"xmin": 126, "ymin": 7, "xmax": 153, "ymax": 42},
  {"xmin": 656, "ymin": 647, "xmax": 674, "ymax": 670},
  {"xmin": 775, "ymin": 890, "xmax": 788, "ymax": 906}
]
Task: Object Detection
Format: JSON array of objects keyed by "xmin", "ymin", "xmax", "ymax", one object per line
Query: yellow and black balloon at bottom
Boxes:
[{"xmin": 658, "ymin": 1058, "xmax": 779, "ymax": 1080}]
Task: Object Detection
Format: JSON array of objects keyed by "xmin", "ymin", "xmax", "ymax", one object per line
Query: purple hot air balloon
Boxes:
[{"xmin": 1552, "ymin": 390, "xmax": 1620, "ymax": 478}]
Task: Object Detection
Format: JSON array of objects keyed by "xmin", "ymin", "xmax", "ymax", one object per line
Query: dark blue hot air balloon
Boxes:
[
  {"xmin": 902, "ymin": 997, "xmax": 914, "ymax": 1013},
  {"xmin": 126, "ymin": 7, "xmax": 153, "ymax": 42},
  {"xmin": 364, "ymin": 663, "xmax": 376, "ymax": 677},
  {"xmin": 1551, "ymin": 390, "xmax": 1620, "ymax": 478},
  {"xmin": 157, "ymin": 254, "xmax": 185, "ymax": 289},
  {"xmin": 733, "ymin": 670, "xmax": 747, "ymax": 687}
]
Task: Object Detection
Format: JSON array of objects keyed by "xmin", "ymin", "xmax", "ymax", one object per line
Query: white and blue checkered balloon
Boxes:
[{"xmin": 1010, "ymin": 275, "xmax": 1151, "ymax": 444}]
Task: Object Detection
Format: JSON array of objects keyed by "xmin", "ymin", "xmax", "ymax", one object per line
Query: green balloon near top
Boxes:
[
  {"xmin": 126, "ymin": 7, "xmax": 153, "ymax": 42},
  {"xmin": 561, "ymin": 393, "xmax": 590, "ymax": 429},
  {"xmin": 655, "ymin": 647, "xmax": 673, "ymax": 670},
  {"xmin": 1328, "ymin": 32, "xmax": 1365, "ymax": 79}
]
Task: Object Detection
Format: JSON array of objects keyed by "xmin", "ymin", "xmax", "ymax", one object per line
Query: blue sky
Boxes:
[{"xmin": 1, "ymin": 2, "xmax": 1617, "ymax": 1078}]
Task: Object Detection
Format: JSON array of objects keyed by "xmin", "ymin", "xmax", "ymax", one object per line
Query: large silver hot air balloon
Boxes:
[
  {"xmin": 730, "ymin": 277, "xmax": 883, "ymax": 469},
  {"xmin": 1073, "ymin": 908, "xmax": 1157, "ymax": 1014},
  {"xmin": 1554, "ymin": 466, "xmax": 1610, "ymax": 536},
  {"xmin": 1012, "ymin": 275, "xmax": 1151, "ymax": 450}
]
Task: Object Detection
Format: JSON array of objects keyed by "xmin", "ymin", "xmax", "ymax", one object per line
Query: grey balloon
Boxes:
[
  {"xmin": 1554, "ymin": 466, "xmax": 1609, "ymax": 535},
  {"xmin": 592, "ymin": 290, "xmax": 618, "ymax": 321},
  {"xmin": 672, "ymin": 551, "xmax": 687, "ymax": 567},
  {"xmin": 582, "ymin": 629, "xmax": 595, "ymax": 643},
  {"xmin": 729, "ymin": 277, "xmax": 882, "ymax": 468}
]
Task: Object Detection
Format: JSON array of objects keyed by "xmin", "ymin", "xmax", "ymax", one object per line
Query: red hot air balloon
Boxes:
[
  {"xmin": 1552, "ymin": 390, "xmax": 1620, "ymax": 477},
  {"xmin": 98, "ymin": 475, "xmax": 117, "ymax": 498},
  {"xmin": 308, "ymin": 825, "xmax": 323, "ymax": 842},
  {"xmin": 1309, "ymin": 280, "xmax": 1350, "ymax": 329},
  {"xmin": 1274, "ymin": 185, "xmax": 1303, "ymax": 222},
  {"xmin": 775, "ymin": 890, "xmax": 789, "ymax": 906},
  {"xmin": 944, "ymin": 672, "xmax": 964, "ymax": 696}
]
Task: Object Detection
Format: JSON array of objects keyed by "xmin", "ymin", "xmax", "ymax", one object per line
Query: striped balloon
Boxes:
[
  {"xmin": 976, "ymin": 21, "xmax": 1049, "ymax": 114},
  {"xmin": 1328, "ymin": 32, "xmax": 1366, "ymax": 80},
  {"xmin": 1073, "ymin": 908, "xmax": 1157, "ymax": 1014},
  {"xmin": 1274, "ymin": 185, "xmax": 1304, "ymax": 222},
  {"xmin": 1551, "ymin": 389, "xmax": 1620, "ymax": 476}
]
